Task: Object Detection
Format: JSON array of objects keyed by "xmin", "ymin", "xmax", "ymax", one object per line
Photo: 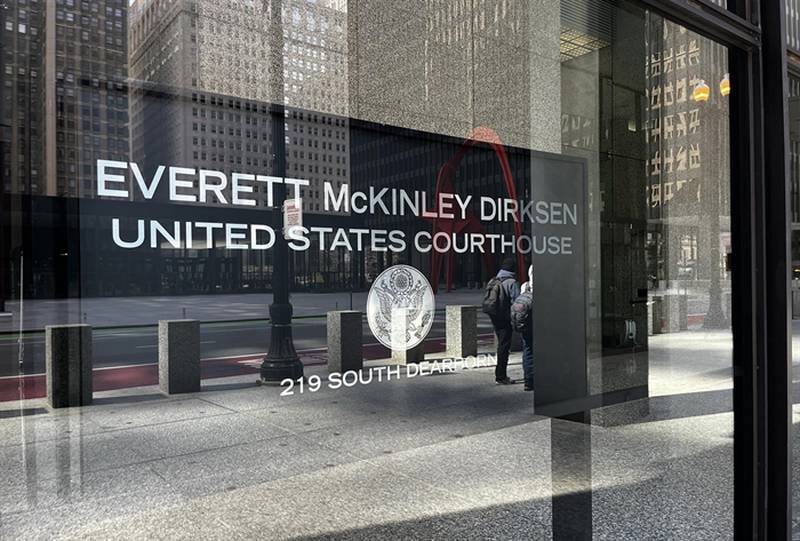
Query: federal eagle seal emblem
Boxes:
[{"xmin": 366, "ymin": 265, "xmax": 435, "ymax": 351}]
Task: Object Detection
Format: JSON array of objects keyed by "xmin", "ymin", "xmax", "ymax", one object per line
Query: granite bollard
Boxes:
[
  {"xmin": 159, "ymin": 319, "xmax": 201, "ymax": 395},
  {"xmin": 390, "ymin": 307, "xmax": 425, "ymax": 364},
  {"xmin": 724, "ymin": 292, "xmax": 733, "ymax": 324},
  {"xmin": 648, "ymin": 296, "xmax": 663, "ymax": 335},
  {"xmin": 662, "ymin": 294, "xmax": 688, "ymax": 332},
  {"xmin": 792, "ymin": 289, "xmax": 800, "ymax": 320},
  {"xmin": 446, "ymin": 305, "xmax": 478, "ymax": 358},
  {"xmin": 46, "ymin": 324, "xmax": 93, "ymax": 408},
  {"xmin": 392, "ymin": 343, "xmax": 425, "ymax": 364},
  {"xmin": 327, "ymin": 311, "xmax": 363, "ymax": 372}
]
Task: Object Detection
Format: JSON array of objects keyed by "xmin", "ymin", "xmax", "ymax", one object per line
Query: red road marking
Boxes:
[
  {"xmin": 687, "ymin": 314, "xmax": 705, "ymax": 326},
  {"xmin": 661, "ymin": 314, "xmax": 706, "ymax": 328}
]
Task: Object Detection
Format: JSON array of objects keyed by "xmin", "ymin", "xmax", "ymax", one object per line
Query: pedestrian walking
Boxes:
[
  {"xmin": 511, "ymin": 264, "xmax": 535, "ymax": 391},
  {"xmin": 482, "ymin": 257, "xmax": 520, "ymax": 384}
]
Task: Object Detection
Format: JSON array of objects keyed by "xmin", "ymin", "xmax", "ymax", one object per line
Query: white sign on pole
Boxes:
[{"xmin": 283, "ymin": 198, "xmax": 303, "ymax": 239}]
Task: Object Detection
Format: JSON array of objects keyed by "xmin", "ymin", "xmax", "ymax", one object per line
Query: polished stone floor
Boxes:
[{"xmin": 0, "ymin": 330, "xmax": 737, "ymax": 540}]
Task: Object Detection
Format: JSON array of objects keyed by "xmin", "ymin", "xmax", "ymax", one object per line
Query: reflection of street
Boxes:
[
  {"xmin": 0, "ymin": 314, "xmax": 497, "ymax": 393},
  {"xmin": 0, "ymin": 290, "xmax": 489, "ymax": 332},
  {"xmin": 649, "ymin": 283, "xmax": 732, "ymax": 314}
]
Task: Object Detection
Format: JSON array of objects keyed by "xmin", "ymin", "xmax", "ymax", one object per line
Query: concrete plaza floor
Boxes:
[{"xmin": 0, "ymin": 328, "xmax": 741, "ymax": 540}]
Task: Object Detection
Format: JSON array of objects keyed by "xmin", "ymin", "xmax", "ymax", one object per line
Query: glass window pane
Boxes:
[
  {"xmin": 0, "ymin": 1, "xmax": 733, "ymax": 539},
  {"xmin": 790, "ymin": 72, "xmax": 800, "ymax": 539}
]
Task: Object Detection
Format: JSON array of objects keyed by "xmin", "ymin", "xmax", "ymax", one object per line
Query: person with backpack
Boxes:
[
  {"xmin": 510, "ymin": 264, "xmax": 534, "ymax": 391},
  {"xmin": 482, "ymin": 257, "xmax": 520, "ymax": 385}
]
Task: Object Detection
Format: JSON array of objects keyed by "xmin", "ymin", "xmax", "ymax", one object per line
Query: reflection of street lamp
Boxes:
[
  {"xmin": 700, "ymin": 73, "xmax": 729, "ymax": 330},
  {"xmin": 260, "ymin": 0, "xmax": 303, "ymax": 383},
  {"xmin": 719, "ymin": 74, "xmax": 731, "ymax": 97},
  {"xmin": 692, "ymin": 77, "xmax": 731, "ymax": 101},
  {"xmin": 692, "ymin": 80, "xmax": 710, "ymax": 102}
]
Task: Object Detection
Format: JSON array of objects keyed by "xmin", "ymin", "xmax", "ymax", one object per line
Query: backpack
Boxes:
[
  {"xmin": 482, "ymin": 277, "xmax": 513, "ymax": 319},
  {"xmin": 510, "ymin": 290, "xmax": 533, "ymax": 332}
]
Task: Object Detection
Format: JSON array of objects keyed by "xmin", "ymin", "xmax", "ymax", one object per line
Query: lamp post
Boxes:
[
  {"xmin": 692, "ymin": 76, "xmax": 728, "ymax": 329},
  {"xmin": 702, "ymin": 178, "xmax": 728, "ymax": 330},
  {"xmin": 260, "ymin": 0, "xmax": 303, "ymax": 382}
]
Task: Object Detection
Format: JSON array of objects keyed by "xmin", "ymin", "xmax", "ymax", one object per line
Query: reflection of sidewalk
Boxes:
[
  {"xmin": 0, "ymin": 329, "xmax": 736, "ymax": 539},
  {"xmin": 0, "ymin": 289, "xmax": 487, "ymax": 332}
]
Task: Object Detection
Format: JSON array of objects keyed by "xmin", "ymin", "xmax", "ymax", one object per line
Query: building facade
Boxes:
[
  {"xmin": 1, "ymin": 0, "xmax": 128, "ymax": 197},
  {"xmin": 128, "ymin": 0, "xmax": 349, "ymax": 212}
]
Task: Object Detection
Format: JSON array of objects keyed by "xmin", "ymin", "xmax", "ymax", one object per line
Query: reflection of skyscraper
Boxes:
[
  {"xmin": 786, "ymin": 0, "xmax": 800, "ymax": 273},
  {"xmin": 346, "ymin": 0, "xmax": 561, "ymax": 153},
  {"xmin": 128, "ymin": 0, "xmax": 349, "ymax": 213},
  {"xmin": 790, "ymin": 77, "xmax": 800, "ymax": 273},
  {"xmin": 1, "ymin": 1, "xmax": 44, "ymax": 195},
  {"xmin": 346, "ymin": 0, "xmax": 625, "ymax": 354},
  {"xmin": 645, "ymin": 20, "xmax": 730, "ymax": 299},
  {"xmin": 0, "ymin": 0, "xmax": 128, "ymax": 197},
  {"xmin": 788, "ymin": 0, "xmax": 800, "ymax": 51}
]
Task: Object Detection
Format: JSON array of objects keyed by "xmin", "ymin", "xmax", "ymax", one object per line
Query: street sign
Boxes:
[{"xmin": 283, "ymin": 197, "xmax": 303, "ymax": 239}]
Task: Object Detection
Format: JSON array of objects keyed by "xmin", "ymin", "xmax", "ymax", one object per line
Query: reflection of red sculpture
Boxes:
[{"xmin": 426, "ymin": 127, "xmax": 525, "ymax": 293}]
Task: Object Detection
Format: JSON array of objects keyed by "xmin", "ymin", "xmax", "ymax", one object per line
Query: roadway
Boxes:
[{"xmin": 0, "ymin": 313, "xmax": 498, "ymax": 378}]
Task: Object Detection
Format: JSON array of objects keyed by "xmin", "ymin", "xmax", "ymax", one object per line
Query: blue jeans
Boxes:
[{"xmin": 520, "ymin": 329, "xmax": 533, "ymax": 386}]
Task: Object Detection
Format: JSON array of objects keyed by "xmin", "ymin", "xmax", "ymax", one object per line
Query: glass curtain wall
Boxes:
[
  {"xmin": 0, "ymin": 0, "xmax": 733, "ymax": 539},
  {"xmin": 787, "ymin": 0, "xmax": 800, "ymax": 534},
  {"xmin": 791, "ymin": 70, "xmax": 800, "ymax": 538}
]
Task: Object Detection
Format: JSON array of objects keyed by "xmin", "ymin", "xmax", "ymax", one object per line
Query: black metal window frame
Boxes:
[{"xmin": 634, "ymin": 0, "xmax": 790, "ymax": 539}]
